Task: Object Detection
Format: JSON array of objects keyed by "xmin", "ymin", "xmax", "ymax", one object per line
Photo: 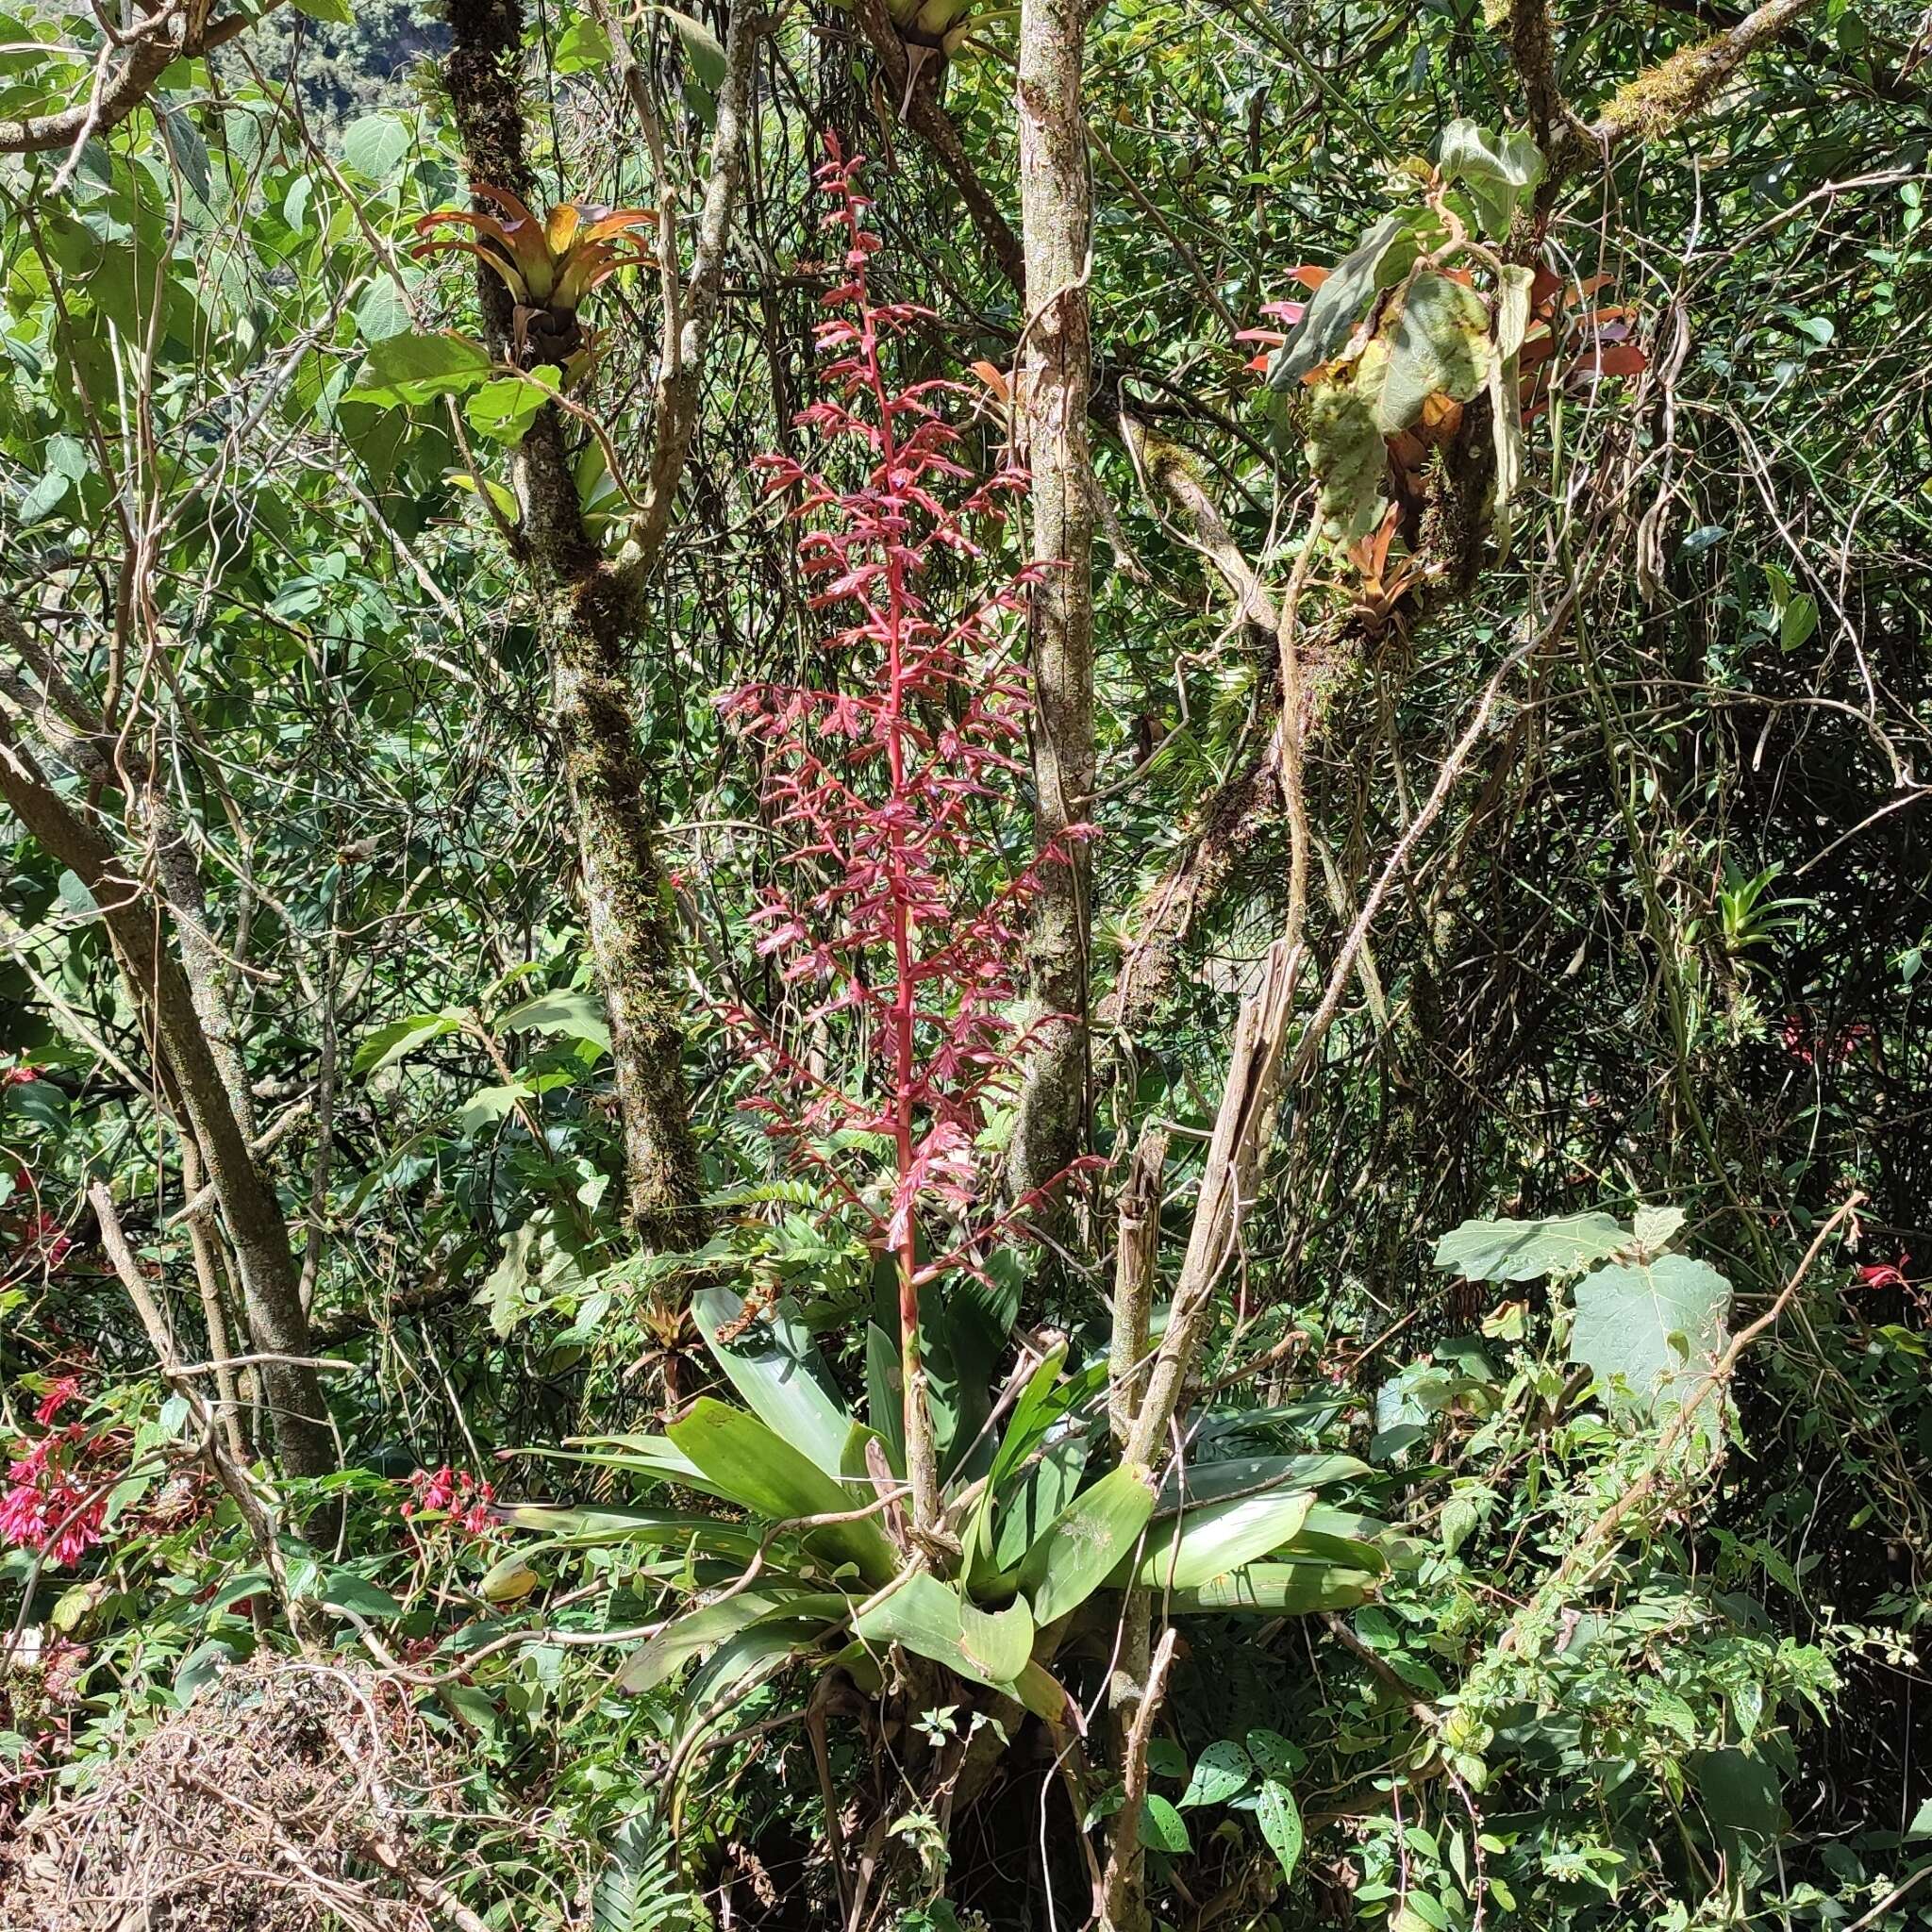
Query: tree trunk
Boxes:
[
  {"xmin": 444, "ymin": 0, "xmax": 707, "ymax": 1245},
  {"xmin": 1008, "ymin": 0, "xmax": 1097, "ymax": 1212},
  {"xmin": 0, "ymin": 721, "xmax": 335, "ymax": 1477}
]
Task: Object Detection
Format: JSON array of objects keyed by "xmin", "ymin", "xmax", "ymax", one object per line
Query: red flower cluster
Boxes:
[
  {"xmin": 6, "ymin": 1165, "xmax": 72, "ymax": 1275},
  {"xmin": 1782, "ymin": 1013, "xmax": 1871, "ymax": 1069},
  {"xmin": 719, "ymin": 142, "xmax": 1088, "ymax": 1269},
  {"xmin": 401, "ymin": 1465, "xmax": 497, "ymax": 1541},
  {"xmin": 0, "ymin": 1381, "xmax": 107, "ymax": 1570},
  {"xmin": 716, "ymin": 142, "xmax": 1094, "ymax": 1506},
  {"xmin": 1855, "ymin": 1253, "xmax": 1913, "ymax": 1292}
]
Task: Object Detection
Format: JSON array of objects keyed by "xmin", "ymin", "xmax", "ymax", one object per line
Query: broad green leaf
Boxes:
[
  {"xmin": 1432, "ymin": 1211, "xmax": 1628, "ymax": 1282},
  {"xmin": 352, "ymin": 1009, "xmax": 462, "ymax": 1075},
  {"xmin": 1305, "ymin": 372, "xmax": 1388, "ymax": 541},
  {"xmin": 476, "ymin": 1552, "xmax": 541, "ymax": 1604},
  {"xmin": 341, "ymin": 112, "xmax": 410, "ymax": 182},
  {"xmin": 1018, "ymin": 1467, "xmax": 1154, "ymax": 1626},
  {"xmin": 455, "ymin": 1081, "xmax": 530, "ymax": 1137},
  {"xmin": 1439, "ymin": 118, "xmax": 1545, "ymax": 237},
  {"xmin": 554, "ymin": 15, "xmax": 615, "ymax": 73},
  {"xmin": 1632, "ymin": 1203, "xmax": 1687, "ymax": 1254},
  {"xmin": 1161, "ymin": 1559, "xmax": 1379, "ymax": 1615},
  {"xmin": 17, "ymin": 469, "xmax": 69, "ymax": 525},
  {"xmin": 1245, "ymin": 1728, "xmax": 1307, "ymax": 1778},
  {"xmin": 643, "ymin": 5, "xmax": 726, "ymax": 89},
  {"xmin": 291, "ymin": 0, "xmax": 353, "ymax": 19},
  {"xmin": 958, "ymin": 1598, "xmax": 1036, "ymax": 1683},
  {"xmin": 669, "ymin": 1400, "xmax": 897, "ymax": 1585},
  {"xmin": 319, "ymin": 1571, "xmax": 405, "ymax": 1621},
  {"xmin": 1269, "ymin": 213, "xmax": 1423, "ymax": 390},
  {"xmin": 346, "ymin": 331, "xmax": 492, "ymax": 408},
  {"xmin": 691, "ymin": 1287, "xmax": 855, "ymax": 1480},
  {"xmin": 1141, "ymin": 1793, "xmax": 1191, "ymax": 1854},
  {"xmin": 1130, "ymin": 1490, "xmax": 1316, "ymax": 1592},
  {"xmin": 1569, "ymin": 1253, "xmax": 1732, "ymax": 1424},
  {"xmin": 1256, "ymin": 1778, "xmax": 1305, "ymax": 1882},
  {"xmin": 466, "ymin": 367, "xmax": 558, "ymax": 446},
  {"xmin": 498, "ymin": 987, "xmax": 612, "ymax": 1054},
  {"xmin": 1779, "ymin": 593, "xmax": 1820, "ymax": 651},
  {"xmin": 1692, "ymin": 1747, "xmax": 1782, "ymax": 1872},
  {"xmin": 1179, "ymin": 1739, "xmax": 1253, "ymax": 1808},
  {"xmin": 355, "ymin": 277, "xmax": 412, "ymax": 343},
  {"xmin": 1374, "ymin": 270, "xmax": 1494, "ymax": 433}
]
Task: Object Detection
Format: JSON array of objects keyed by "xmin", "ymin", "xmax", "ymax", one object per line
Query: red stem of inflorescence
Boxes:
[{"xmin": 719, "ymin": 141, "xmax": 1091, "ymax": 1530}]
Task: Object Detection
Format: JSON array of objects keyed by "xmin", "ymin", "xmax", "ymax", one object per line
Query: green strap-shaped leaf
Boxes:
[
  {"xmin": 1161, "ymin": 1559, "xmax": 1380, "ymax": 1616},
  {"xmin": 1017, "ymin": 1466, "xmax": 1155, "ymax": 1627},
  {"xmin": 959, "ymin": 1598, "xmax": 1036, "ymax": 1684},
  {"xmin": 1155, "ymin": 1453, "xmax": 1369, "ymax": 1513},
  {"xmin": 1129, "ymin": 1490, "xmax": 1317, "ymax": 1593},
  {"xmin": 620, "ymin": 1589, "xmax": 847, "ymax": 1694},
  {"xmin": 691, "ymin": 1286, "xmax": 856, "ymax": 1480},
  {"xmin": 669, "ymin": 1400, "xmax": 897, "ymax": 1585},
  {"xmin": 855, "ymin": 1574, "xmax": 1016, "ymax": 1689}
]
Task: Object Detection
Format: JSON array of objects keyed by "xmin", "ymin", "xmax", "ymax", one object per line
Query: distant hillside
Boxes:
[{"xmin": 243, "ymin": 0, "xmax": 451, "ymax": 132}]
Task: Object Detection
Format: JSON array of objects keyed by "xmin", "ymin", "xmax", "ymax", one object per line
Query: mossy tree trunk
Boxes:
[{"xmin": 443, "ymin": 0, "xmax": 762, "ymax": 1245}]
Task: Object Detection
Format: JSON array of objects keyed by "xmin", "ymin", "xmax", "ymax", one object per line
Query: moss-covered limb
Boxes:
[
  {"xmin": 443, "ymin": 0, "xmax": 715, "ymax": 1245},
  {"xmin": 1101, "ymin": 427, "xmax": 1357, "ymax": 1052},
  {"xmin": 1123, "ymin": 418, "xmax": 1279, "ymax": 652},
  {"xmin": 552, "ymin": 605, "xmax": 707, "ymax": 1244},
  {"xmin": 0, "ymin": 1, "xmax": 280, "ymax": 159},
  {"xmin": 1586, "ymin": 0, "xmax": 1819, "ymax": 151},
  {"xmin": 1504, "ymin": 0, "xmax": 1587, "ymax": 163},
  {"xmin": 1526, "ymin": 0, "xmax": 1822, "ymax": 181}
]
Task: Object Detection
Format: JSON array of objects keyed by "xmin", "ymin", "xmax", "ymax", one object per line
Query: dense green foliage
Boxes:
[{"xmin": 2, "ymin": 0, "xmax": 1930, "ymax": 1928}]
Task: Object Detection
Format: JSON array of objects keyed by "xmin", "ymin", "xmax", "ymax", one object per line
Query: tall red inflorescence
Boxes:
[{"xmin": 718, "ymin": 141, "xmax": 1091, "ymax": 1528}]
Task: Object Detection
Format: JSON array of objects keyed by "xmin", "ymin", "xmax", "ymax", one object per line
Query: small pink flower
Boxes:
[
  {"xmin": 401, "ymin": 1466, "xmax": 497, "ymax": 1543},
  {"xmin": 0, "ymin": 1429, "xmax": 107, "ymax": 1568},
  {"xmin": 33, "ymin": 1377, "xmax": 80, "ymax": 1426},
  {"xmin": 1856, "ymin": 1253, "xmax": 1912, "ymax": 1291}
]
